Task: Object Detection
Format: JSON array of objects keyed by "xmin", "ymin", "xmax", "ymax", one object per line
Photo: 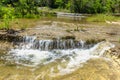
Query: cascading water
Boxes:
[
  {"xmin": 2, "ymin": 36, "xmax": 115, "ymax": 76},
  {"xmin": 20, "ymin": 36, "xmax": 93, "ymax": 50}
]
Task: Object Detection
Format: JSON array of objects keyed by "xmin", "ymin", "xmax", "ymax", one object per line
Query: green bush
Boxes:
[
  {"xmin": 1, "ymin": 0, "xmax": 120, "ymax": 14},
  {"xmin": 15, "ymin": 0, "xmax": 39, "ymax": 18},
  {"xmin": 0, "ymin": 6, "xmax": 15, "ymax": 29}
]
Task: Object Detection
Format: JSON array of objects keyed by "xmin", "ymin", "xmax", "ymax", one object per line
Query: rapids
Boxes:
[{"xmin": 1, "ymin": 36, "xmax": 115, "ymax": 76}]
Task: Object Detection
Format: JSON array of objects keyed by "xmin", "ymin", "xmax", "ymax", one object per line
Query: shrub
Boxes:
[
  {"xmin": 15, "ymin": 0, "xmax": 39, "ymax": 18},
  {"xmin": 0, "ymin": 6, "xmax": 15, "ymax": 29}
]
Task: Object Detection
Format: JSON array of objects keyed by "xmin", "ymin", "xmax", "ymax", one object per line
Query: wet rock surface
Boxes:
[
  {"xmin": 17, "ymin": 20, "xmax": 120, "ymax": 61},
  {"xmin": 0, "ymin": 29, "xmax": 23, "ymax": 42},
  {"xmin": 0, "ymin": 19, "xmax": 120, "ymax": 80},
  {"xmin": 0, "ymin": 20, "xmax": 120, "ymax": 53}
]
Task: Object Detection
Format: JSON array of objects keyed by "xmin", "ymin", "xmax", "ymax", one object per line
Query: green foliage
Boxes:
[
  {"xmin": 0, "ymin": 0, "xmax": 120, "ymax": 28},
  {"xmin": 70, "ymin": 0, "xmax": 114, "ymax": 13},
  {"xmin": 87, "ymin": 14, "xmax": 119, "ymax": 22},
  {"xmin": 66, "ymin": 1, "xmax": 71, "ymax": 10},
  {"xmin": 55, "ymin": 0, "xmax": 68, "ymax": 8},
  {"xmin": 1, "ymin": 0, "xmax": 120, "ymax": 16},
  {"xmin": 42, "ymin": 0, "xmax": 119, "ymax": 14},
  {"xmin": 0, "ymin": 6, "xmax": 15, "ymax": 29},
  {"xmin": 41, "ymin": 0, "xmax": 120, "ymax": 14},
  {"xmin": 15, "ymin": 0, "xmax": 39, "ymax": 18},
  {"xmin": 1, "ymin": 0, "xmax": 40, "ymax": 19}
]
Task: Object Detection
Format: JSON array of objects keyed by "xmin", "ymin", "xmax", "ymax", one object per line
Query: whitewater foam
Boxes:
[{"xmin": 3, "ymin": 36, "xmax": 115, "ymax": 76}]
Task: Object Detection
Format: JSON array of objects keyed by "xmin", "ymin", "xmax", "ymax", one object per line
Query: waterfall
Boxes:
[
  {"xmin": 18, "ymin": 36, "xmax": 94, "ymax": 50},
  {"xmin": 2, "ymin": 36, "xmax": 115, "ymax": 76}
]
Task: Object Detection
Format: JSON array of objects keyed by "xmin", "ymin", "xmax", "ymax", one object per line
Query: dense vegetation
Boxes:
[
  {"xmin": 34, "ymin": 0, "xmax": 120, "ymax": 13},
  {"xmin": 0, "ymin": 0, "xmax": 120, "ymax": 29},
  {"xmin": 0, "ymin": 0, "xmax": 120, "ymax": 15}
]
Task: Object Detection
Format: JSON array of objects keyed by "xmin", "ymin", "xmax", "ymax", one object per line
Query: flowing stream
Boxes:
[{"xmin": 0, "ymin": 36, "xmax": 119, "ymax": 80}]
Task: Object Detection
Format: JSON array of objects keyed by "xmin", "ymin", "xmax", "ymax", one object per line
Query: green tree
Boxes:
[{"xmin": 15, "ymin": 0, "xmax": 38, "ymax": 17}]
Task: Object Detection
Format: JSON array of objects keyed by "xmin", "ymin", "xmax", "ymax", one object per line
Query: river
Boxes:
[{"xmin": 0, "ymin": 17, "xmax": 120, "ymax": 80}]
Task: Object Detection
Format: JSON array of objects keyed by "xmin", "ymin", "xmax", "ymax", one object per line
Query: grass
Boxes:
[
  {"xmin": 86, "ymin": 14, "xmax": 120, "ymax": 22},
  {"xmin": 0, "ymin": 22, "xmax": 4, "ymax": 30},
  {"xmin": 15, "ymin": 19, "xmax": 40, "ymax": 29},
  {"xmin": 118, "ymin": 38, "xmax": 120, "ymax": 43},
  {"xmin": 0, "ymin": 18, "xmax": 40, "ymax": 30}
]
